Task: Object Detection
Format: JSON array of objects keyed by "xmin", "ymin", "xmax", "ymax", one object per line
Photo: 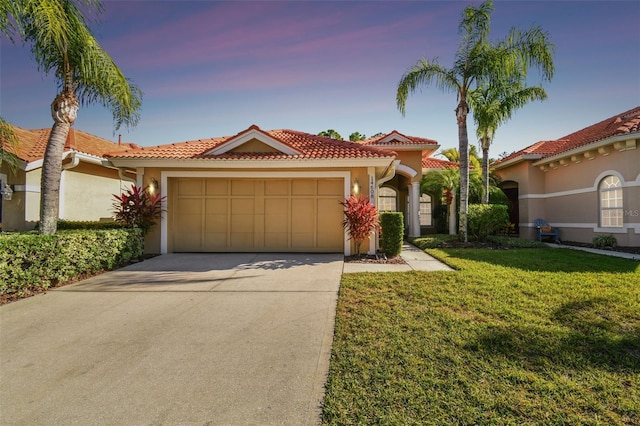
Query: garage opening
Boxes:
[{"xmin": 170, "ymin": 177, "xmax": 344, "ymax": 252}]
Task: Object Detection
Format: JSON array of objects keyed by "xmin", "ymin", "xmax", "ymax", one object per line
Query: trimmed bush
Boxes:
[
  {"xmin": 380, "ymin": 212, "xmax": 404, "ymax": 257},
  {"xmin": 593, "ymin": 234, "xmax": 617, "ymax": 249},
  {"xmin": 0, "ymin": 229, "xmax": 143, "ymax": 297},
  {"xmin": 56, "ymin": 220, "xmax": 122, "ymax": 230},
  {"xmin": 468, "ymin": 204, "xmax": 509, "ymax": 241}
]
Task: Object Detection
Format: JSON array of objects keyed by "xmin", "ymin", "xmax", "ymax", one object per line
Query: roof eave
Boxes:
[
  {"xmin": 492, "ymin": 154, "xmax": 543, "ymax": 170},
  {"xmin": 106, "ymin": 156, "xmax": 396, "ymax": 169},
  {"xmin": 532, "ymin": 132, "xmax": 639, "ymax": 167}
]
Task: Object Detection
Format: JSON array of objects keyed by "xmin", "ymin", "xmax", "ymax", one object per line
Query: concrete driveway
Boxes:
[{"xmin": 0, "ymin": 253, "xmax": 343, "ymax": 425}]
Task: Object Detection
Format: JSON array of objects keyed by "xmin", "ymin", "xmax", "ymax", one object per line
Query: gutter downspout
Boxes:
[{"xmin": 118, "ymin": 168, "xmax": 137, "ymax": 184}]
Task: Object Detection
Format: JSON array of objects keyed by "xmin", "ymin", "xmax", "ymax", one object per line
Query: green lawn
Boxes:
[{"xmin": 322, "ymin": 247, "xmax": 640, "ymax": 425}]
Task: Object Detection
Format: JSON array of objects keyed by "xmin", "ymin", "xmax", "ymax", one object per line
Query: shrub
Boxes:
[
  {"xmin": 56, "ymin": 220, "xmax": 122, "ymax": 230},
  {"xmin": 0, "ymin": 229, "xmax": 143, "ymax": 297},
  {"xmin": 113, "ymin": 185, "xmax": 165, "ymax": 236},
  {"xmin": 340, "ymin": 195, "xmax": 380, "ymax": 255},
  {"xmin": 380, "ymin": 212, "xmax": 404, "ymax": 257},
  {"xmin": 593, "ymin": 234, "xmax": 617, "ymax": 249},
  {"xmin": 467, "ymin": 204, "xmax": 509, "ymax": 241}
]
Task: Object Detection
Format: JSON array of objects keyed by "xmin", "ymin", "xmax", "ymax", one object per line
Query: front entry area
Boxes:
[{"xmin": 169, "ymin": 177, "xmax": 345, "ymax": 252}]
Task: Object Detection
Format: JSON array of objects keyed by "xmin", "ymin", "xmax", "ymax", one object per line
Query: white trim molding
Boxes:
[{"xmin": 522, "ymin": 221, "xmax": 640, "ymax": 234}]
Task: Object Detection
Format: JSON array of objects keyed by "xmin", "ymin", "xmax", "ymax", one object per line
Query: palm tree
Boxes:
[
  {"xmin": 0, "ymin": 118, "xmax": 20, "ymax": 173},
  {"xmin": 5, "ymin": 0, "xmax": 142, "ymax": 234},
  {"xmin": 470, "ymin": 78, "xmax": 547, "ymax": 203},
  {"xmin": 396, "ymin": 0, "xmax": 553, "ymax": 241}
]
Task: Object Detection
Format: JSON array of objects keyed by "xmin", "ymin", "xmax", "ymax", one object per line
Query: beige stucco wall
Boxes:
[
  {"xmin": 0, "ymin": 165, "xmax": 28, "ymax": 231},
  {"xmin": 61, "ymin": 163, "xmax": 127, "ymax": 221},
  {"xmin": 394, "ymin": 151, "xmax": 423, "ymax": 183},
  {"xmin": 496, "ymin": 142, "xmax": 640, "ymax": 247}
]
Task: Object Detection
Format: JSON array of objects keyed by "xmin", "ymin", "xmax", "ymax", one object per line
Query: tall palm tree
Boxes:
[
  {"xmin": 5, "ymin": 0, "xmax": 142, "ymax": 234},
  {"xmin": 396, "ymin": 0, "xmax": 553, "ymax": 241},
  {"xmin": 470, "ymin": 78, "xmax": 547, "ymax": 203}
]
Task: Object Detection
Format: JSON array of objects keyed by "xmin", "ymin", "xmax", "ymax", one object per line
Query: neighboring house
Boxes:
[
  {"xmin": 106, "ymin": 125, "xmax": 440, "ymax": 255},
  {"xmin": 0, "ymin": 125, "xmax": 138, "ymax": 231},
  {"xmin": 493, "ymin": 106, "xmax": 640, "ymax": 247}
]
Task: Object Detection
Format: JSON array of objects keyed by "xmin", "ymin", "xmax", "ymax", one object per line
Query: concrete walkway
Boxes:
[
  {"xmin": 546, "ymin": 243, "xmax": 640, "ymax": 261},
  {"xmin": 0, "ymin": 253, "xmax": 343, "ymax": 426},
  {"xmin": 342, "ymin": 242, "xmax": 454, "ymax": 273}
]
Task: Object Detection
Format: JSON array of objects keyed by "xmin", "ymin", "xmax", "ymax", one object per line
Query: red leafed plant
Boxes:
[
  {"xmin": 113, "ymin": 185, "xmax": 165, "ymax": 236},
  {"xmin": 340, "ymin": 195, "xmax": 380, "ymax": 255}
]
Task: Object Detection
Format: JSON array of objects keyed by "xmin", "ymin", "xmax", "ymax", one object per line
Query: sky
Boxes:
[{"xmin": 1, "ymin": 0, "xmax": 639, "ymax": 159}]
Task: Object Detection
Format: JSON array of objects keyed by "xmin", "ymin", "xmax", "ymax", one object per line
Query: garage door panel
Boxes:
[
  {"xmin": 231, "ymin": 180, "xmax": 255, "ymax": 195},
  {"xmin": 172, "ymin": 177, "xmax": 344, "ymax": 252},
  {"xmin": 205, "ymin": 198, "xmax": 227, "ymax": 215},
  {"xmin": 292, "ymin": 179, "xmax": 316, "ymax": 196},
  {"xmin": 318, "ymin": 178, "xmax": 343, "ymax": 196},
  {"xmin": 177, "ymin": 179, "xmax": 204, "ymax": 196},
  {"xmin": 265, "ymin": 180, "xmax": 289, "ymax": 196},
  {"xmin": 204, "ymin": 233, "xmax": 227, "ymax": 250},
  {"xmin": 291, "ymin": 199, "xmax": 314, "ymax": 232},
  {"xmin": 206, "ymin": 179, "xmax": 229, "ymax": 195}
]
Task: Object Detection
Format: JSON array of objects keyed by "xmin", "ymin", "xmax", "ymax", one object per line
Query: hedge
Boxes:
[
  {"xmin": 468, "ymin": 204, "xmax": 509, "ymax": 241},
  {"xmin": 0, "ymin": 229, "xmax": 143, "ymax": 297},
  {"xmin": 380, "ymin": 212, "xmax": 404, "ymax": 257}
]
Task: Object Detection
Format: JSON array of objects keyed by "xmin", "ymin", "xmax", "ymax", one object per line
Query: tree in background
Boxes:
[
  {"xmin": 470, "ymin": 78, "xmax": 547, "ymax": 203},
  {"xmin": 3, "ymin": 0, "xmax": 143, "ymax": 234},
  {"xmin": 396, "ymin": 0, "xmax": 553, "ymax": 241},
  {"xmin": 349, "ymin": 132, "xmax": 366, "ymax": 141},
  {"xmin": 318, "ymin": 129, "xmax": 343, "ymax": 140}
]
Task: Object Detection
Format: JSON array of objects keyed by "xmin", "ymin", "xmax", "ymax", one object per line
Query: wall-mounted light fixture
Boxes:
[
  {"xmin": 352, "ymin": 177, "xmax": 360, "ymax": 195},
  {"xmin": 149, "ymin": 178, "xmax": 159, "ymax": 195},
  {"xmin": 1, "ymin": 184, "xmax": 13, "ymax": 201}
]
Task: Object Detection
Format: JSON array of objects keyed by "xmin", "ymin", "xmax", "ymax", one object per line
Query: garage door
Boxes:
[{"xmin": 170, "ymin": 178, "xmax": 345, "ymax": 252}]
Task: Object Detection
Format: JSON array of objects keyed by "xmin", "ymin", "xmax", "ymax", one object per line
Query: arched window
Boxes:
[
  {"xmin": 599, "ymin": 175, "xmax": 623, "ymax": 227},
  {"xmin": 419, "ymin": 194, "xmax": 432, "ymax": 226},
  {"xmin": 378, "ymin": 187, "xmax": 397, "ymax": 212}
]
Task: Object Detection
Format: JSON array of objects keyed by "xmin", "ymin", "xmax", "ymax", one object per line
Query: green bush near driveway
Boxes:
[
  {"xmin": 0, "ymin": 229, "xmax": 143, "ymax": 297},
  {"xmin": 380, "ymin": 212, "xmax": 404, "ymax": 257},
  {"xmin": 323, "ymin": 247, "xmax": 640, "ymax": 425}
]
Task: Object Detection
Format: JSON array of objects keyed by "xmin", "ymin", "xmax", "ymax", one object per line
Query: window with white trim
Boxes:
[
  {"xmin": 419, "ymin": 194, "xmax": 432, "ymax": 226},
  {"xmin": 378, "ymin": 187, "xmax": 397, "ymax": 212},
  {"xmin": 599, "ymin": 175, "xmax": 623, "ymax": 227}
]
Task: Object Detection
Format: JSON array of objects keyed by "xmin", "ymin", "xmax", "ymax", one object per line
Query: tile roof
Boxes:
[
  {"xmin": 2, "ymin": 125, "xmax": 138, "ymax": 163},
  {"xmin": 494, "ymin": 106, "xmax": 640, "ymax": 166},
  {"xmin": 106, "ymin": 126, "xmax": 397, "ymax": 160},
  {"xmin": 360, "ymin": 130, "xmax": 438, "ymax": 146},
  {"xmin": 422, "ymin": 156, "xmax": 458, "ymax": 170}
]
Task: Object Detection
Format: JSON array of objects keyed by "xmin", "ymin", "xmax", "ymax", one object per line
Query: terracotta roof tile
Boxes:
[
  {"xmin": 360, "ymin": 130, "xmax": 438, "ymax": 146},
  {"xmin": 422, "ymin": 157, "xmax": 458, "ymax": 170},
  {"xmin": 494, "ymin": 106, "xmax": 640, "ymax": 166},
  {"xmin": 2, "ymin": 125, "xmax": 136, "ymax": 163},
  {"xmin": 107, "ymin": 127, "xmax": 397, "ymax": 160}
]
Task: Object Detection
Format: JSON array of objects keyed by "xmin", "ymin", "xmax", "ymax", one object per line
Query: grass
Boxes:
[{"xmin": 322, "ymin": 246, "xmax": 640, "ymax": 425}]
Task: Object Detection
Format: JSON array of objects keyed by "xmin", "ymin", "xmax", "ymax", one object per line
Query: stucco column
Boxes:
[
  {"xmin": 368, "ymin": 168, "xmax": 377, "ymax": 255},
  {"xmin": 409, "ymin": 182, "xmax": 421, "ymax": 238}
]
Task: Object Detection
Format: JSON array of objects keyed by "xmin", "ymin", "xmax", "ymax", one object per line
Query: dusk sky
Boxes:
[{"xmin": 1, "ymin": 1, "xmax": 639, "ymax": 158}]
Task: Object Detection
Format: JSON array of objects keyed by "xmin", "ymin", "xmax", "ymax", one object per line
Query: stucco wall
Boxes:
[
  {"xmin": 497, "ymin": 142, "xmax": 640, "ymax": 247},
  {"xmin": 61, "ymin": 163, "xmax": 126, "ymax": 221}
]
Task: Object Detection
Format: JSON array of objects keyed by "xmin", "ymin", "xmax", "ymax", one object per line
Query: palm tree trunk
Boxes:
[
  {"xmin": 456, "ymin": 99, "xmax": 469, "ymax": 243},
  {"xmin": 482, "ymin": 145, "xmax": 490, "ymax": 204},
  {"xmin": 39, "ymin": 91, "xmax": 78, "ymax": 235}
]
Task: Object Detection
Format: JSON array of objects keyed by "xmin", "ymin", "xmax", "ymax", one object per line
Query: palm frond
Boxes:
[{"xmin": 396, "ymin": 59, "xmax": 458, "ymax": 116}]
